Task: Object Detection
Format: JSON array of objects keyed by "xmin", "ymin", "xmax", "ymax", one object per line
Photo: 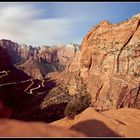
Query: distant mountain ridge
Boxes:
[{"xmin": 0, "ymin": 39, "xmax": 79, "ymax": 79}]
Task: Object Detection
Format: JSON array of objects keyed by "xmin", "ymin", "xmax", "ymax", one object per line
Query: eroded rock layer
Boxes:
[
  {"xmin": 0, "ymin": 40, "xmax": 79, "ymax": 79},
  {"xmin": 67, "ymin": 14, "xmax": 140, "ymax": 110}
]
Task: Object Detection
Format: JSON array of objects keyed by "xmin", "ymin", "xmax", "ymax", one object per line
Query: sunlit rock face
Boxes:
[
  {"xmin": 67, "ymin": 13, "xmax": 140, "ymax": 110},
  {"xmin": 0, "ymin": 39, "xmax": 20, "ymax": 64},
  {"xmin": 15, "ymin": 43, "xmax": 79, "ymax": 79},
  {"xmin": 51, "ymin": 107, "xmax": 140, "ymax": 137},
  {"xmin": 0, "ymin": 119, "xmax": 85, "ymax": 137},
  {"xmin": 0, "ymin": 39, "xmax": 79, "ymax": 79}
]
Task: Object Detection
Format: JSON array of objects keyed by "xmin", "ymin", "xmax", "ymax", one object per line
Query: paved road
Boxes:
[
  {"xmin": 24, "ymin": 78, "xmax": 34, "ymax": 92},
  {"xmin": 0, "ymin": 79, "xmax": 31, "ymax": 87},
  {"xmin": 41, "ymin": 80, "xmax": 45, "ymax": 87},
  {"xmin": 24, "ymin": 78, "xmax": 45, "ymax": 94},
  {"xmin": 0, "ymin": 71, "xmax": 10, "ymax": 79},
  {"xmin": 0, "ymin": 70, "xmax": 46, "ymax": 94},
  {"xmin": 30, "ymin": 84, "xmax": 41, "ymax": 94}
]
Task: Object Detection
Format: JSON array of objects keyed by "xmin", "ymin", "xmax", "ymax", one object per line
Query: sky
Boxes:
[{"xmin": 0, "ymin": 2, "xmax": 140, "ymax": 47}]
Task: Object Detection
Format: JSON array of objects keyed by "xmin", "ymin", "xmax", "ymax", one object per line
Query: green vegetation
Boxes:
[
  {"xmin": 115, "ymin": 41, "xmax": 119, "ymax": 45},
  {"xmin": 41, "ymin": 76, "xmax": 91, "ymax": 120},
  {"xmin": 64, "ymin": 93, "xmax": 91, "ymax": 119},
  {"xmin": 41, "ymin": 84, "xmax": 71, "ymax": 109},
  {"xmin": 64, "ymin": 79, "xmax": 91, "ymax": 119},
  {"xmin": 134, "ymin": 72, "xmax": 140, "ymax": 77}
]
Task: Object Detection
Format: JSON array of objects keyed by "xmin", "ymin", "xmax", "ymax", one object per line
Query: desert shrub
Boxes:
[
  {"xmin": 64, "ymin": 75, "xmax": 92, "ymax": 119},
  {"xmin": 134, "ymin": 72, "xmax": 140, "ymax": 77},
  {"xmin": 40, "ymin": 84, "xmax": 71, "ymax": 109},
  {"xmin": 64, "ymin": 93, "xmax": 91, "ymax": 119}
]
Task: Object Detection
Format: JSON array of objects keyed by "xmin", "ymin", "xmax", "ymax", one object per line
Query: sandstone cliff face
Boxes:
[
  {"xmin": 0, "ymin": 40, "xmax": 79, "ymax": 67},
  {"xmin": 0, "ymin": 40, "xmax": 34, "ymax": 64},
  {"xmin": 0, "ymin": 44, "xmax": 11, "ymax": 70},
  {"xmin": 0, "ymin": 39, "xmax": 20, "ymax": 64},
  {"xmin": 16, "ymin": 44, "xmax": 79, "ymax": 79},
  {"xmin": 68, "ymin": 14, "xmax": 140, "ymax": 110},
  {"xmin": 0, "ymin": 40, "xmax": 79, "ymax": 78},
  {"xmin": 33, "ymin": 44, "xmax": 79, "ymax": 71}
]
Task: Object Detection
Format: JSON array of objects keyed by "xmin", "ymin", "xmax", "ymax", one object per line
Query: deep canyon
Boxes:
[{"xmin": 0, "ymin": 13, "xmax": 140, "ymax": 137}]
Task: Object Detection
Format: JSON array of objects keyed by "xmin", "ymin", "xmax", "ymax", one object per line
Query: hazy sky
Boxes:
[{"xmin": 0, "ymin": 2, "xmax": 140, "ymax": 47}]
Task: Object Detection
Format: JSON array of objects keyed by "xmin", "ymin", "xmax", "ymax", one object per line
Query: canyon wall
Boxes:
[
  {"xmin": 1, "ymin": 13, "xmax": 140, "ymax": 111},
  {"xmin": 0, "ymin": 40, "xmax": 79, "ymax": 79},
  {"xmin": 67, "ymin": 14, "xmax": 140, "ymax": 110}
]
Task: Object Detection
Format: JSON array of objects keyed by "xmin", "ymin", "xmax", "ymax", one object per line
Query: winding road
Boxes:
[
  {"xmin": 24, "ymin": 78, "xmax": 45, "ymax": 94},
  {"xmin": 24, "ymin": 78, "xmax": 34, "ymax": 92},
  {"xmin": 29, "ymin": 84, "xmax": 41, "ymax": 94},
  {"xmin": 0, "ymin": 71, "xmax": 10, "ymax": 79},
  {"xmin": 41, "ymin": 80, "xmax": 45, "ymax": 87},
  {"xmin": 0, "ymin": 70, "xmax": 46, "ymax": 94},
  {"xmin": 0, "ymin": 79, "xmax": 31, "ymax": 87}
]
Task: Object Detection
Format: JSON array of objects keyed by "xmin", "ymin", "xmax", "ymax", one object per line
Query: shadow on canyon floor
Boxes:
[
  {"xmin": 70, "ymin": 119, "xmax": 121, "ymax": 137},
  {"xmin": 0, "ymin": 77, "xmax": 69, "ymax": 123}
]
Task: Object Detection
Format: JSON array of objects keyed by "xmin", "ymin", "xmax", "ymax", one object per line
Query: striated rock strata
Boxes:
[
  {"xmin": 0, "ymin": 40, "xmax": 79, "ymax": 79},
  {"xmin": 67, "ymin": 13, "xmax": 140, "ymax": 110}
]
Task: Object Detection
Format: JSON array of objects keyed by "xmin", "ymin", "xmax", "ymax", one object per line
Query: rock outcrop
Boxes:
[
  {"xmin": 0, "ymin": 39, "xmax": 20, "ymax": 64},
  {"xmin": 0, "ymin": 119, "xmax": 85, "ymax": 137},
  {"xmin": 0, "ymin": 44, "xmax": 12, "ymax": 70},
  {"xmin": 51, "ymin": 107, "xmax": 140, "ymax": 137},
  {"xmin": 67, "ymin": 13, "xmax": 140, "ymax": 110}
]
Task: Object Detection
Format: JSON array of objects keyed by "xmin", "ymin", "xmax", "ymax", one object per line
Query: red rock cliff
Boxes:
[{"xmin": 68, "ymin": 13, "xmax": 140, "ymax": 110}]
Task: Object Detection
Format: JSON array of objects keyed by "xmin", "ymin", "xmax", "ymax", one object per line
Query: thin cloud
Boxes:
[
  {"xmin": 0, "ymin": 3, "xmax": 85, "ymax": 46},
  {"xmin": 0, "ymin": 2, "xmax": 139, "ymax": 46}
]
